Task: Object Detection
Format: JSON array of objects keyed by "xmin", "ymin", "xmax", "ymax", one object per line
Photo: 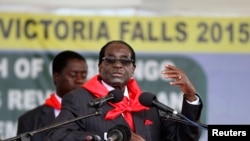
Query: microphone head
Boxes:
[
  {"xmin": 84, "ymin": 135, "xmax": 101, "ymax": 141},
  {"xmin": 109, "ymin": 89, "xmax": 124, "ymax": 103},
  {"xmin": 139, "ymin": 92, "xmax": 156, "ymax": 107},
  {"xmin": 107, "ymin": 124, "xmax": 131, "ymax": 141}
]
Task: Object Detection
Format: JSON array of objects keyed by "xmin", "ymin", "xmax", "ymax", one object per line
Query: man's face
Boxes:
[
  {"xmin": 99, "ymin": 42, "xmax": 135, "ymax": 88},
  {"xmin": 54, "ymin": 58, "xmax": 88, "ymax": 97}
]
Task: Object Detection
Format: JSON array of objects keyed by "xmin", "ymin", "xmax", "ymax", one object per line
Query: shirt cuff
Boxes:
[{"xmin": 186, "ymin": 95, "xmax": 200, "ymax": 105}]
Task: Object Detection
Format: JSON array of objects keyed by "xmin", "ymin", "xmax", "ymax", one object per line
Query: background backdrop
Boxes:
[{"xmin": 1, "ymin": 1, "xmax": 250, "ymax": 141}]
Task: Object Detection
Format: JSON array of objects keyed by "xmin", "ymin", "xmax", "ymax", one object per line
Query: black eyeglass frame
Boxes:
[{"xmin": 102, "ymin": 57, "xmax": 134, "ymax": 66}]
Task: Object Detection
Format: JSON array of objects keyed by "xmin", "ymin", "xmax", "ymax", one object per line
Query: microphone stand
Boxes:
[
  {"xmin": 163, "ymin": 113, "xmax": 208, "ymax": 130},
  {"xmin": 2, "ymin": 109, "xmax": 102, "ymax": 141}
]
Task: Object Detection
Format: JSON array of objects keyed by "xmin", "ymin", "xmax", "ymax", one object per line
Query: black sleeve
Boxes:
[{"xmin": 160, "ymin": 94, "xmax": 203, "ymax": 141}]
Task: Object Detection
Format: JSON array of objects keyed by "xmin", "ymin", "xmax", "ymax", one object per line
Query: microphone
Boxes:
[
  {"xmin": 107, "ymin": 124, "xmax": 131, "ymax": 141},
  {"xmin": 139, "ymin": 92, "xmax": 181, "ymax": 117},
  {"xmin": 84, "ymin": 135, "xmax": 101, "ymax": 141},
  {"xmin": 139, "ymin": 92, "xmax": 208, "ymax": 129},
  {"xmin": 88, "ymin": 89, "xmax": 124, "ymax": 107}
]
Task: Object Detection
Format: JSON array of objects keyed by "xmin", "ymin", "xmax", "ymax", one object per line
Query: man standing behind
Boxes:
[{"xmin": 17, "ymin": 50, "xmax": 88, "ymax": 141}]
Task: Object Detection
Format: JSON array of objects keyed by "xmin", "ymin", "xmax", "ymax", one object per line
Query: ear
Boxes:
[
  {"xmin": 131, "ymin": 64, "xmax": 136, "ymax": 77},
  {"xmin": 53, "ymin": 73, "xmax": 59, "ymax": 84},
  {"xmin": 98, "ymin": 63, "xmax": 102, "ymax": 74}
]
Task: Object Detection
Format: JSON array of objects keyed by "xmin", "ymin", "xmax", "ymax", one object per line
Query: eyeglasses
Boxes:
[{"xmin": 102, "ymin": 57, "xmax": 134, "ymax": 66}]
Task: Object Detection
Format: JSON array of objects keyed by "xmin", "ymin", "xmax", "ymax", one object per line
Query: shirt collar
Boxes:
[
  {"xmin": 101, "ymin": 80, "xmax": 129, "ymax": 98},
  {"xmin": 54, "ymin": 93, "xmax": 62, "ymax": 104}
]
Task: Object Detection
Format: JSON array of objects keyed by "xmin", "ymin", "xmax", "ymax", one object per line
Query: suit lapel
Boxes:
[
  {"xmin": 40, "ymin": 106, "xmax": 55, "ymax": 126},
  {"xmin": 132, "ymin": 111, "xmax": 145, "ymax": 132}
]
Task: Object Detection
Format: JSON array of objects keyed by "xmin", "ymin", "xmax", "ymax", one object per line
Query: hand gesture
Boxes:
[{"xmin": 161, "ymin": 64, "xmax": 197, "ymax": 102}]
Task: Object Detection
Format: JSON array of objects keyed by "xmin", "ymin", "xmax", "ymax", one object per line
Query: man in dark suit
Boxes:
[
  {"xmin": 46, "ymin": 40, "xmax": 203, "ymax": 141},
  {"xmin": 16, "ymin": 50, "xmax": 88, "ymax": 141}
]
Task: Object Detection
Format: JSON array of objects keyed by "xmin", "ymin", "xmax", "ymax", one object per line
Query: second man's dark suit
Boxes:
[{"xmin": 17, "ymin": 105, "xmax": 55, "ymax": 141}]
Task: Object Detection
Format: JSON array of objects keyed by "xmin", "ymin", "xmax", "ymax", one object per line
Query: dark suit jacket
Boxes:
[
  {"xmin": 46, "ymin": 88, "xmax": 203, "ymax": 141},
  {"xmin": 17, "ymin": 105, "xmax": 55, "ymax": 141}
]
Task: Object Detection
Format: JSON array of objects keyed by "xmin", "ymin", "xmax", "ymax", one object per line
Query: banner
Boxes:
[{"xmin": 0, "ymin": 13, "xmax": 250, "ymax": 53}]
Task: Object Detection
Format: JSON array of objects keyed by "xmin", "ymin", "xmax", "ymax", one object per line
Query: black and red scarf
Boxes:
[
  {"xmin": 44, "ymin": 93, "xmax": 61, "ymax": 110},
  {"xmin": 83, "ymin": 75, "xmax": 148, "ymax": 131}
]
